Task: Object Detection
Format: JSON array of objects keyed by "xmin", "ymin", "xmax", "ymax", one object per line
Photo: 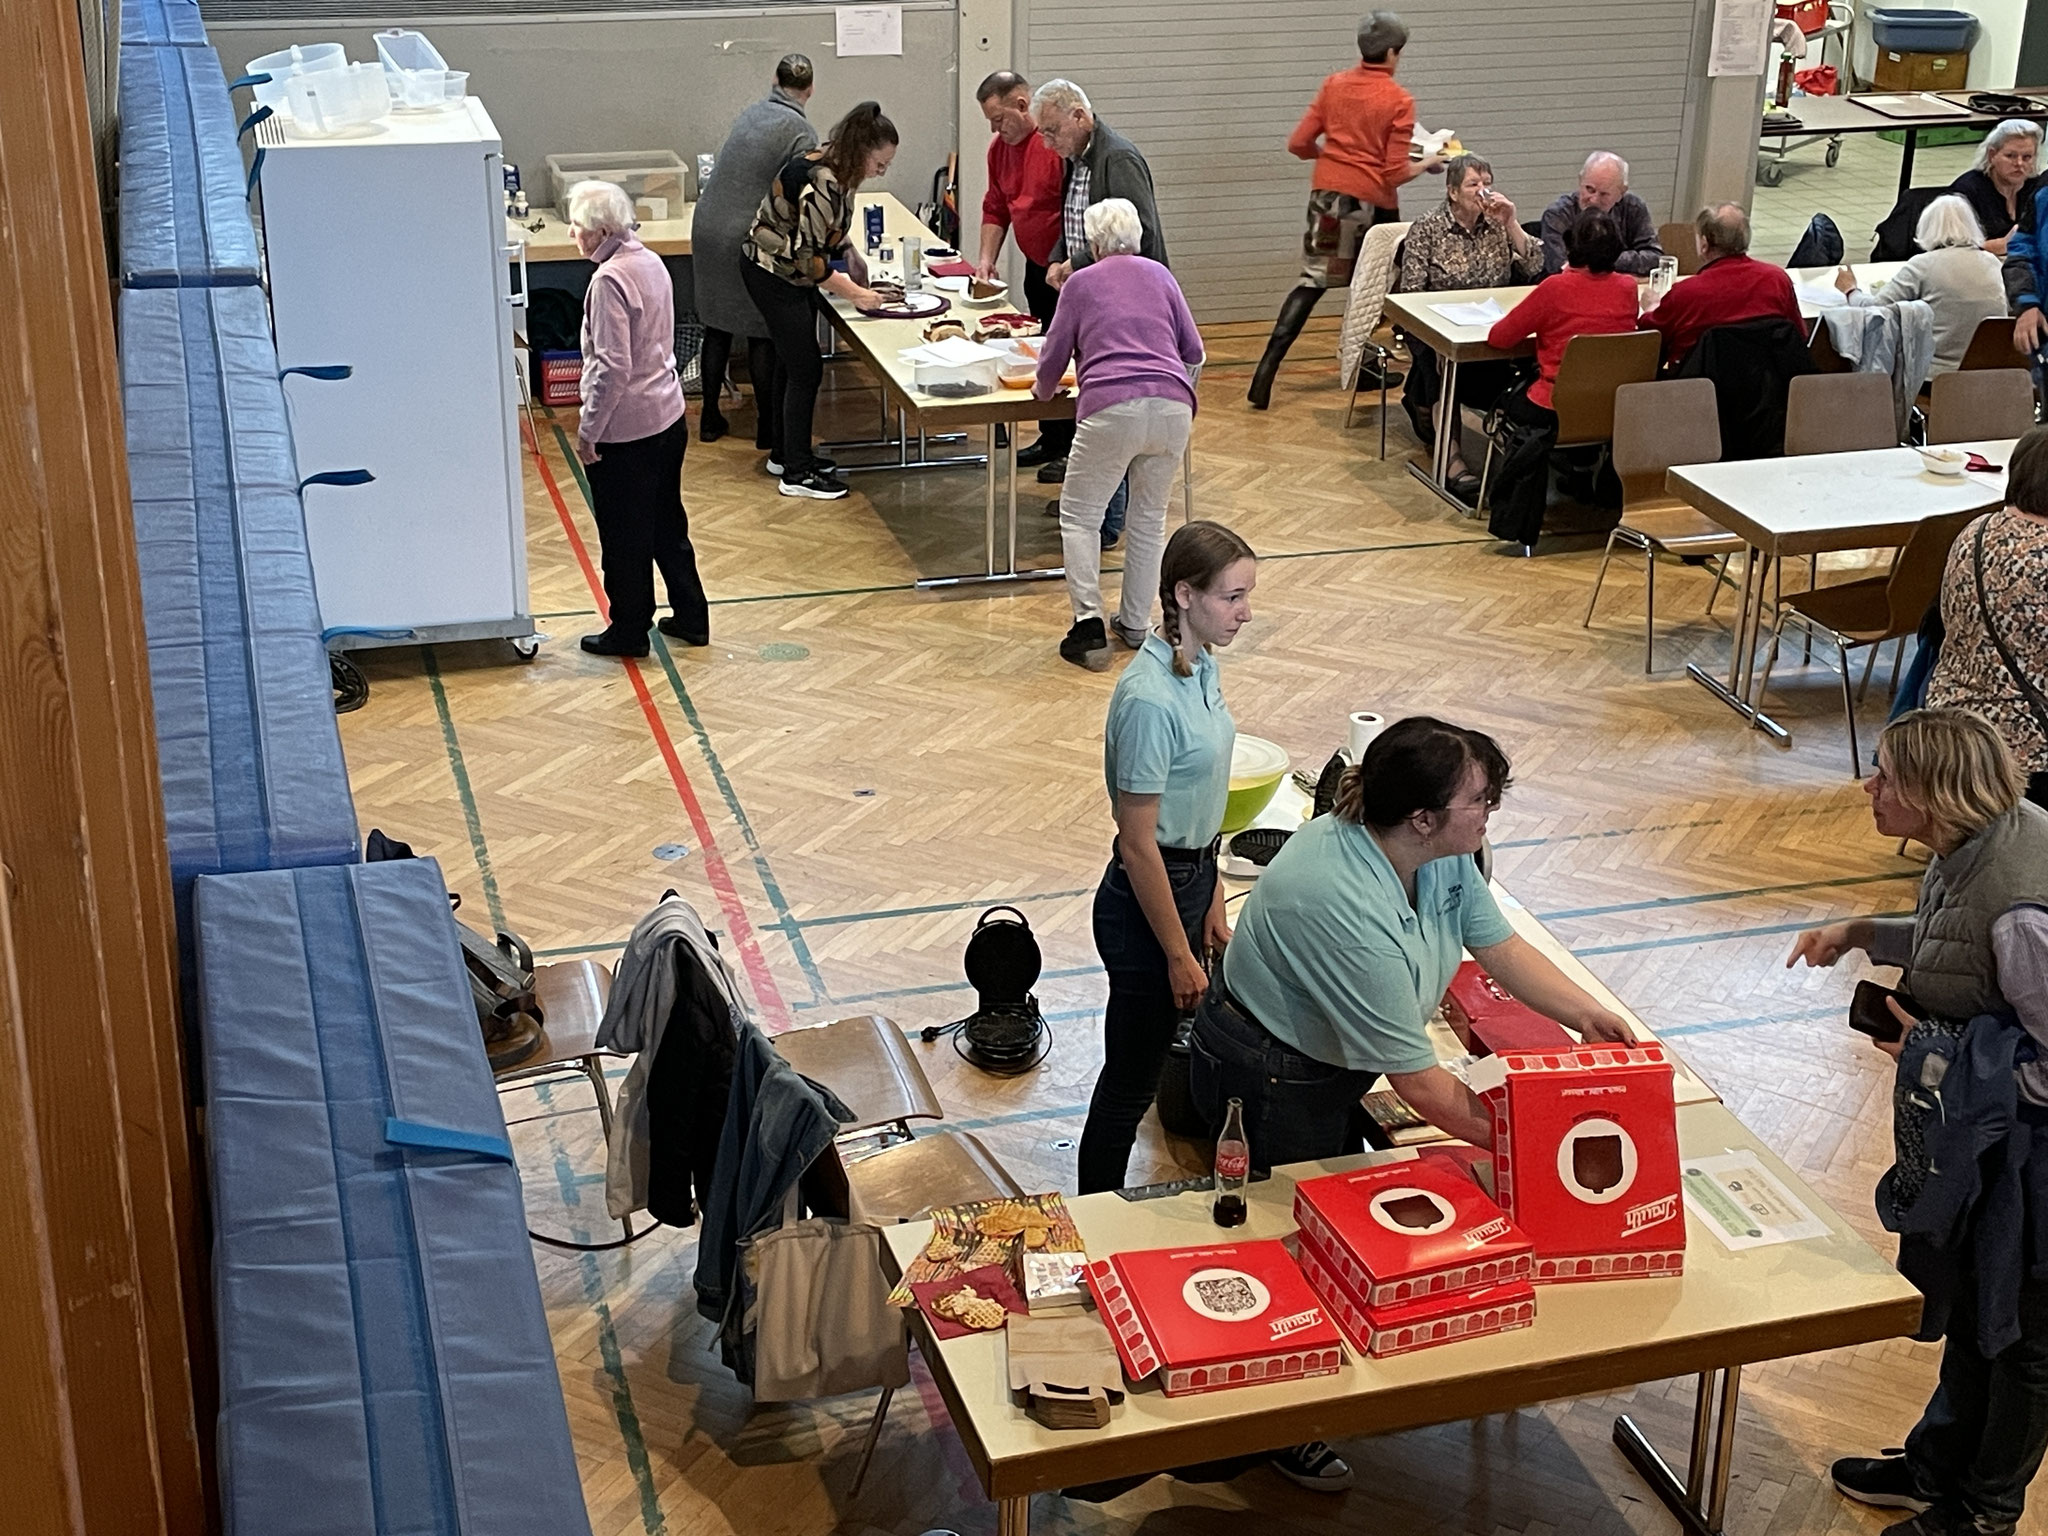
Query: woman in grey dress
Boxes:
[{"xmin": 694, "ymin": 54, "xmax": 818, "ymax": 445}]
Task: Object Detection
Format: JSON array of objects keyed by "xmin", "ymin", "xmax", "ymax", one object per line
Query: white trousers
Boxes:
[{"xmin": 1059, "ymin": 396, "xmax": 1192, "ymax": 640}]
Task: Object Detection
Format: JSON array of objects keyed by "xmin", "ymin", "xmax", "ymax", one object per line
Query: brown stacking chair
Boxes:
[
  {"xmin": 775, "ymin": 1012, "xmax": 944, "ymax": 1141},
  {"xmin": 1584, "ymin": 380, "xmax": 1743, "ymax": 672},
  {"xmin": 1477, "ymin": 330, "xmax": 1662, "ymax": 521},
  {"xmin": 1657, "ymin": 222, "xmax": 1703, "ymax": 276},
  {"xmin": 1958, "ymin": 315, "xmax": 2025, "ymax": 372},
  {"xmin": 1755, "ymin": 508, "xmax": 1979, "ymax": 774},
  {"xmin": 1783, "ymin": 371, "xmax": 1899, "ymax": 454},
  {"xmin": 1926, "ymin": 368, "xmax": 2037, "ymax": 444}
]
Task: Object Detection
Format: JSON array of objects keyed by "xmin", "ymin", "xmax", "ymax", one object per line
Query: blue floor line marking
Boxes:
[
  {"xmin": 1573, "ymin": 911, "xmax": 1916, "ymax": 957},
  {"xmin": 1535, "ymin": 869, "xmax": 1919, "ymax": 923}
]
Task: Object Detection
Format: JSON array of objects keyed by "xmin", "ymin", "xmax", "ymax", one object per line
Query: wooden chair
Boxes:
[
  {"xmin": 1958, "ymin": 315, "xmax": 2024, "ymax": 372},
  {"xmin": 1783, "ymin": 371, "xmax": 1898, "ymax": 454},
  {"xmin": 1926, "ymin": 368, "xmax": 2036, "ymax": 444},
  {"xmin": 1755, "ymin": 508, "xmax": 1979, "ymax": 774},
  {"xmin": 495, "ymin": 959, "xmax": 634, "ymax": 1239},
  {"xmin": 1477, "ymin": 330, "xmax": 1661, "ymax": 519},
  {"xmin": 1585, "ymin": 380, "xmax": 1743, "ymax": 672},
  {"xmin": 775, "ymin": 1013, "xmax": 944, "ymax": 1142},
  {"xmin": 1657, "ymin": 222, "xmax": 1703, "ymax": 276}
]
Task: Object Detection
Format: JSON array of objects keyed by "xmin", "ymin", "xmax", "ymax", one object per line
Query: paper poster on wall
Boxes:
[
  {"xmin": 1707, "ymin": 0, "xmax": 1771, "ymax": 77},
  {"xmin": 836, "ymin": 4, "xmax": 903, "ymax": 56}
]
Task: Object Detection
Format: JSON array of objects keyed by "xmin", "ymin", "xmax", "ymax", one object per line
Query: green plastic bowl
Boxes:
[{"xmin": 1221, "ymin": 735, "xmax": 1290, "ymax": 834}]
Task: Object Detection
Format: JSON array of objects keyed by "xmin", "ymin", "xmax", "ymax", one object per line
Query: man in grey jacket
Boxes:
[
  {"xmin": 1032, "ymin": 78, "xmax": 1168, "ymax": 286},
  {"xmin": 1538, "ymin": 151, "xmax": 1663, "ymax": 277}
]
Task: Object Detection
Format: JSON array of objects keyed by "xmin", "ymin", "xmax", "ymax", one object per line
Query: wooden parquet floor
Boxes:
[{"xmin": 338, "ymin": 315, "xmax": 2019, "ymax": 1535}]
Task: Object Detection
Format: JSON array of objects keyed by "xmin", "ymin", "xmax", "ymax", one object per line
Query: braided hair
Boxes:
[{"xmin": 1157, "ymin": 520, "xmax": 1256, "ymax": 677}]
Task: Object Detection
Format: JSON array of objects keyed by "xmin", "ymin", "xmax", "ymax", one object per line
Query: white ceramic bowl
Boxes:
[{"xmin": 1917, "ymin": 447, "xmax": 1968, "ymax": 476}]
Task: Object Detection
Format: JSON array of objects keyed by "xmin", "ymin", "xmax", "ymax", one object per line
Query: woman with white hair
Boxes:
[
  {"xmin": 1949, "ymin": 119, "xmax": 2042, "ymax": 254},
  {"xmin": 1033, "ymin": 197, "xmax": 1204, "ymax": 670},
  {"xmin": 567, "ymin": 179, "xmax": 709, "ymax": 657},
  {"xmin": 1836, "ymin": 194, "xmax": 2008, "ymax": 377}
]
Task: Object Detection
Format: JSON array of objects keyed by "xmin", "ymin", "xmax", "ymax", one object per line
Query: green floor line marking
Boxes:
[
  {"xmin": 532, "ymin": 608, "xmax": 598, "ymax": 619},
  {"xmin": 1536, "ymin": 869, "xmax": 1920, "ymax": 923},
  {"xmin": 1493, "ymin": 818, "xmax": 1726, "ymax": 850},
  {"xmin": 779, "ymin": 886, "xmax": 1097, "ymax": 932},
  {"xmin": 1263, "ymin": 535, "xmax": 1494, "ymax": 560},
  {"xmin": 921, "ymin": 1101, "xmax": 1090, "ymax": 1135},
  {"xmin": 531, "ymin": 1082, "xmax": 668, "ymax": 1535},
  {"xmin": 424, "ymin": 646, "xmax": 508, "ymax": 933},
  {"xmin": 552, "ymin": 423, "xmax": 829, "ymax": 1007},
  {"xmin": 1573, "ymin": 910, "xmax": 1916, "ymax": 957}
]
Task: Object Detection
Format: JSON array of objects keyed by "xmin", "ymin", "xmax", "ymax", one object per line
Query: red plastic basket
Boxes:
[{"xmin": 537, "ymin": 350, "xmax": 582, "ymax": 407}]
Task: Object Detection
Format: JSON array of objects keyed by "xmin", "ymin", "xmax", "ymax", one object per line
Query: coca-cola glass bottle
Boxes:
[{"xmin": 1213, "ymin": 1098, "xmax": 1249, "ymax": 1227}]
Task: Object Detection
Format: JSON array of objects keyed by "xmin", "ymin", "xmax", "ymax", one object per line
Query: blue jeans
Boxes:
[
  {"xmin": 1906, "ymin": 1261, "xmax": 2048, "ymax": 1527},
  {"xmin": 1076, "ymin": 845, "xmax": 1215, "ymax": 1194},
  {"xmin": 1187, "ymin": 977, "xmax": 1377, "ymax": 1172}
]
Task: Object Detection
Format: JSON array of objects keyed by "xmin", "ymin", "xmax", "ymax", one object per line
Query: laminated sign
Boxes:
[
  {"xmin": 1084, "ymin": 1240, "xmax": 1344, "ymax": 1397},
  {"xmin": 1465, "ymin": 1041, "xmax": 1686, "ymax": 1282}
]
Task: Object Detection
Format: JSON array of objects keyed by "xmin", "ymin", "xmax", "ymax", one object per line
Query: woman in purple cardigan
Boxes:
[{"xmin": 1034, "ymin": 198, "xmax": 1205, "ymax": 671}]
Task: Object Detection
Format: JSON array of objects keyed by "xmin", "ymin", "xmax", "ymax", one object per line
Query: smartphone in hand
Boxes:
[{"xmin": 1849, "ymin": 980, "xmax": 1926, "ymax": 1043}]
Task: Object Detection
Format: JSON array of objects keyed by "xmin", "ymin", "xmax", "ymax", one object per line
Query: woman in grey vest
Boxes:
[{"xmin": 693, "ymin": 55, "xmax": 818, "ymax": 447}]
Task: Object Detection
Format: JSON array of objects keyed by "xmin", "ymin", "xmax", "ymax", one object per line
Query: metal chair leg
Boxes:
[
  {"xmin": 1803, "ymin": 556, "xmax": 1817, "ymax": 663},
  {"xmin": 1379, "ymin": 368, "xmax": 1389, "ymax": 461},
  {"xmin": 1840, "ymin": 637, "xmax": 1863, "ymax": 776},
  {"xmin": 1887, "ymin": 634, "xmax": 1907, "ymax": 703},
  {"xmin": 1857, "ymin": 636, "xmax": 1881, "ymax": 703},
  {"xmin": 849, "ymin": 1384, "xmax": 895, "ymax": 1497},
  {"xmin": 1583, "ymin": 528, "xmax": 1623, "ymax": 628},
  {"xmin": 1705, "ymin": 553, "xmax": 1730, "ymax": 616},
  {"xmin": 1644, "ymin": 545, "xmax": 1658, "ymax": 674},
  {"xmin": 1476, "ymin": 435, "xmax": 1496, "ymax": 517},
  {"xmin": 1344, "ymin": 371, "xmax": 1361, "ymax": 431},
  {"xmin": 1756, "ymin": 610, "xmax": 1789, "ymax": 712}
]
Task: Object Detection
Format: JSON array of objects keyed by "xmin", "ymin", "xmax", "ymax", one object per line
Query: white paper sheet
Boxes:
[
  {"xmin": 1681, "ymin": 1149, "xmax": 1830, "ymax": 1250},
  {"xmin": 1796, "ymin": 278, "xmax": 1848, "ymax": 308},
  {"xmin": 835, "ymin": 4, "xmax": 903, "ymax": 56},
  {"xmin": 1708, "ymin": 0, "xmax": 1771, "ymax": 77},
  {"xmin": 1412, "ymin": 126, "xmax": 1458, "ymax": 157},
  {"xmin": 1429, "ymin": 298, "xmax": 1505, "ymax": 327}
]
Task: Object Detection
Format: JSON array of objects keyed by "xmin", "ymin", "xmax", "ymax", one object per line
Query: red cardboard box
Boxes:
[
  {"xmin": 1297, "ymin": 1238, "xmax": 1537, "ymax": 1358},
  {"xmin": 1084, "ymin": 1240, "xmax": 1345, "ymax": 1397},
  {"xmin": 1466, "ymin": 1042, "xmax": 1685, "ymax": 1283},
  {"xmin": 1292, "ymin": 1158, "xmax": 1533, "ymax": 1308},
  {"xmin": 1443, "ymin": 961, "xmax": 1579, "ymax": 1056}
]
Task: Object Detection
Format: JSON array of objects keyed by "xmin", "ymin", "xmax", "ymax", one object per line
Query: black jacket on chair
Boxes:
[{"xmin": 1677, "ymin": 317, "xmax": 1815, "ymax": 460}]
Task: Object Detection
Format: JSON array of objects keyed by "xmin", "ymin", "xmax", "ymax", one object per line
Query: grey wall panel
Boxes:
[
  {"xmin": 204, "ymin": 6, "xmax": 959, "ymax": 218},
  {"xmin": 1023, "ymin": 0, "xmax": 1705, "ymax": 321}
]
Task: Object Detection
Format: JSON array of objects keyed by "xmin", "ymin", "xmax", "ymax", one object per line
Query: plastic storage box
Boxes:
[
  {"xmin": 373, "ymin": 29, "xmax": 467, "ymax": 110},
  {"xmin": 537, "ymin": 350, "xmax": 582, "ymax": 406},
  {"xmin": 283, "ymin": 62, "xmax": 390, "ymax": 134},
  {"xmin": 244, "ymin": 42, "xmax": 343, "ymax": 112},
  {"xmin": 1868, "ymin": 8, "xmax": 1978, "ymax": 52},
  {"xmin": 546, "ymin": 151, "xmax": 689, "ymax": 216}
]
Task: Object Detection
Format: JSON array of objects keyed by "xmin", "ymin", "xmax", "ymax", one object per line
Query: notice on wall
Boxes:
[
  {"xmin": 1681, "ymin": 1150, "xmax": 1831, "ymax": 1250},
  {"xmin": 836, "ymin": 4, "xmax": 903, "ymax": 56},
  {"xmin": 1707, "ymin": 0, "xmax": 1771, "ymax": 77}
]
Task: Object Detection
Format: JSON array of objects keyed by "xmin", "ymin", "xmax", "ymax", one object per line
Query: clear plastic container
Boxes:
[
  {"xmin": 546, "ymin": 152, "xmax": 689, "ymax": 217},
  {"xmin": 284, "ymin": 62, "xmax": 391, "ymax": 134},
  {"xmin": 373, "ymin": 28, "xmax": 448, "ymax": 74},
  {"xmin": 244, "ymin": 42, "xmax": 344, "ymax": 112},
  {"xmin": 388, "ymin": 68, "xmax": 468, "ymax": 111}
]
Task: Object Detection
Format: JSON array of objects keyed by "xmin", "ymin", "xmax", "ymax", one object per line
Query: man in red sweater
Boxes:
[
  {"xmin": 1642, "ymin": 203, "xmax": 1803, "ymax": 368},
  {"xmin": 975, "ymin": 70, "xmax": 1074, "ymax": 465}
]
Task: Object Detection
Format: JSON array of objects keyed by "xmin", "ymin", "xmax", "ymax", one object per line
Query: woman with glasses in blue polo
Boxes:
[{"xmin": 1190, "ymin": 714, "xmax": 1636, "ymax": 1169}]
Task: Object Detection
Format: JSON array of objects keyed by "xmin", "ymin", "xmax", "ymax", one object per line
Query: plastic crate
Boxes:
[
  {"xmin": 545, "ymin": 151, "xmax": 688, "ymax": 219},
  {"xmin": 1868, "ymin": 7, "xmax": 1978, "ymax": 52},
  {"xmin": 537, "ymin": 349, "xmax": 581, "ymax": 407}
]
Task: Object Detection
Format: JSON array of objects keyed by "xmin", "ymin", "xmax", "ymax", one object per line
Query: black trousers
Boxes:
[
  {"xmin": 700, "ymin": 327, "xmax": 788, "ymax": 451},
  {"xmin": 586, "ymin": 415, "xmax": 709, "ymax": 641},
  {"xmin": 1076, "ymin": 843, "xmax": 1216, "ymax": 1194},
  {"xmin": 1023, "ymin": 259, "xmax": 1074, "ymax": 455},
  {"xmin": 740, "ymin": 262, "xmax": 827, "ymax": 478}
]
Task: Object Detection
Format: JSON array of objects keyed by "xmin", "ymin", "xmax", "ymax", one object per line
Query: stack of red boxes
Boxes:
[
  {"xmin": 1447, "ymin": 963, "xmax": 1687, "ymax": 1283},
  {"xmin": 1292, "ymin": 1154, "xmax": 1537, "ymax": 1358}
]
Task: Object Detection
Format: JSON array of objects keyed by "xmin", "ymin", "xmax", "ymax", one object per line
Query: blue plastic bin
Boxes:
[{"xmin": 1868, "ymin": 8, "xmax": 1979, "ymax": 53}]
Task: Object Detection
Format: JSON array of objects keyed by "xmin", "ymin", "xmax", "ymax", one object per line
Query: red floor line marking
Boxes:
[{"xmin": 526, "ymin": 423, "xmax": 792, "ymax": 1027}]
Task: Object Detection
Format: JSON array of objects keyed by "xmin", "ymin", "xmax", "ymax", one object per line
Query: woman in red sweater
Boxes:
[{"xmin": 1482, "ymin": 210, "xmax": 1639, "ymax": 550}]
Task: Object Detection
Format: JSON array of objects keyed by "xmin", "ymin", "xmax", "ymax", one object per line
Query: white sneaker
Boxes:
[
  {"xmin": 778, "ymin": 469, "xmax": 850, "ymax": 500},
  {"xmin": 1272, "ymin": 1441, "xmax": 1353, "ymax": 1492}
]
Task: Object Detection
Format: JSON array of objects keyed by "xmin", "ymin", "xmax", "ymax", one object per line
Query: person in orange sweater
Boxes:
[
  {"xmin": 1247, "ymin": 11, "xmax": 1445, "ymax": 410},
  {"xmin": 1482, "ymin": 210, "xmax": 1641, "ymax": 551}
]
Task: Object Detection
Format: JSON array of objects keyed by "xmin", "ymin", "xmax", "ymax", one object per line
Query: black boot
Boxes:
[{"xmin": 1247, "ymin": 286, "xmax": 1323, "ymax": 410}]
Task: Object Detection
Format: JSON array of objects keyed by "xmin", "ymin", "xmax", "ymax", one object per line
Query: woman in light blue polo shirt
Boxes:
[
  {"xmin": 1076, "ymin": 521, "xmax": 1256, "ymax": 1197},
  {"xmin": 1190, "ymin": 715, "xmax": 1634, "ymax": 1168}
]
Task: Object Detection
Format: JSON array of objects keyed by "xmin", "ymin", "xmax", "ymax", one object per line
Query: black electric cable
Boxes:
[
  {"xmin": 528, "ymin": 1220, "xmax": 664, "ymax": 1253},
  {"xmin": 331, "ymin": 651, "xmax": 369, "ymax": 713}
]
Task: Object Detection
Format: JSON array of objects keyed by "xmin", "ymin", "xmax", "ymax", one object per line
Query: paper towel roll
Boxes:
[{"xmin": 1346, "ymin": 712, "xmax": 1386, "ymax": 762}]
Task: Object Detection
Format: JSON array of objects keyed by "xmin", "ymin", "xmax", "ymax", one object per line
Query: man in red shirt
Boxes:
[
  {"xmin": 1642, "ymin": 203, "xmax": 1803, "ymax": 368},
  {"xmin": 974, "ymin": 70, "xmax": 1075, "ymax": 465},
  {"xmin": 1249, "ymin": 10, "xmax": 1444, "ymax": 410}
]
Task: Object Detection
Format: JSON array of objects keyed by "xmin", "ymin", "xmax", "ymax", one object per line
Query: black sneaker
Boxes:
[
  {"xmin": 1271, "ymin": 1441, "xmax": 1353, "ymax": 1492},
  {"xmin": 657, "ymin": 616, "xmax": 709, "ymax": 645},
  {"xmin": 1036, "ymin": 457, "xmax": 1068, "ymax": 484},
  {"xmin": 1017, "ymin": 437, "xmax": 1063, "ymax": 468},
  {"xmin": 1059, "ymin": 618, "xmax": 1110, "ymax": 671},
  {"xmin": 1886, "ymin": 1504, "xmax": 2015, "ymax": 1536},
  {"xmin": 766, "ymin": 454, "xmax": 836, "ymax": 477},
  {"xmin": 779, "ymin": 469, "xmax": 850, "ymax": 500},
  {"xmin": 580, "ymin": 629, "xmax": 649, "ymax": 659},
  {"xmin": 1831, "ymin": 1453, "xmax": 1933, "ymax": 1513}
]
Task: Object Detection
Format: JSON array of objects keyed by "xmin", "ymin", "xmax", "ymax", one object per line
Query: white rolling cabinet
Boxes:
[{"xmin": 255, "ymin": 97, "xmax": 536, "ymax": 655}]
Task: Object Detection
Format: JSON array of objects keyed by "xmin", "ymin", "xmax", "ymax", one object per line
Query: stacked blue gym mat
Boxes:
[{"xmin": 117, "ymin": 4, "xmax": 591, "ymax": 1529}]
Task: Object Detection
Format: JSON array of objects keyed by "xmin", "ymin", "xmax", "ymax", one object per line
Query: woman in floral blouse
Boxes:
[
  {"xmin": 1929, "ymin": 425, "xmax": 2048, "ymax": 807},
  {"xmin": 741, "ymin": 101, "xmax": 897, "ymax": 500},
  {"xmin": 1393, "ymin": 154, "xmax": 1542, "ymax": 499}
]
